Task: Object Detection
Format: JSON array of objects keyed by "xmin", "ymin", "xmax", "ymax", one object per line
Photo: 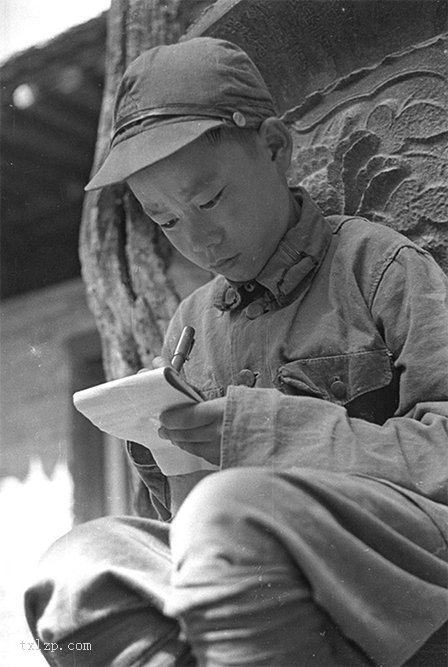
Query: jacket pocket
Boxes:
[{"xmin": 276, "ymin": 349, "xmax": 398, "ymax": 424}]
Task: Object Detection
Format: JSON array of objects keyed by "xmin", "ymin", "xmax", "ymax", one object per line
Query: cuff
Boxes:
[
  {"xmin": 220, "ymin": 385, "xmax": 278, "ymax": 469},
  {"xmin": 219, "ymin": 385, "xmax": 350, "ymax": 472}
]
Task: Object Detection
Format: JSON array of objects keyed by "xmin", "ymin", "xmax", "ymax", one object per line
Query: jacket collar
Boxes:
[{"xmin": 214, "ymin": 187, "xmax": 332, "ymax": 310}]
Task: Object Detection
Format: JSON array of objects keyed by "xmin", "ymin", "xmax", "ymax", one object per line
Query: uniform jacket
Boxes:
[{"xmin": 128, "ymin": 188, "xmax": 448, "ymax": 540}]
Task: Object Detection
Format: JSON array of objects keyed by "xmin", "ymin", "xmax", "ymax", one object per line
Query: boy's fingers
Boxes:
[
  {"xmin": 160, "ymin": 400, "xmax": 224, "ymax": 429},
  {"xmin": 158, "ymin": 424, "xmax": 216, "ymax": 442},
  {"xmin": 152, "ymin": 356, "xmax": 168, "ymax": 369},
  {"xmin": 160, "ymin": 406, "xmax": 215, "ymax": 429},
  {"xmin": 137, "ymin": 356, "xmax": 168, "ymax": 373}
]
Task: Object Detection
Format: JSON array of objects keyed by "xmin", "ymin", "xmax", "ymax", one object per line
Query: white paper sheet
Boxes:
[{"xmin": 73, "ymin": 367, "xmax": 218, "ymax": 475}]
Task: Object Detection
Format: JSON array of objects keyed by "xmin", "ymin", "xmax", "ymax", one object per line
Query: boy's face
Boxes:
[{"xmin": 127, "ymin": 124, "xmax": 294, "ymax": 282}]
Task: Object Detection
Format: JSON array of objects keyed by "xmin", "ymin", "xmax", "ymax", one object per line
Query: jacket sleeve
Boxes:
[
  {"xmin": 127, "ymin": 441, "xmax": 172, "ymax": 521},
  {"xmin": 125, "ymin": 313, "xmax": 186, "ymax": 520},
  {"xmin": 220, "ymin": 246, "xmax": 448, "ymax": 504}
]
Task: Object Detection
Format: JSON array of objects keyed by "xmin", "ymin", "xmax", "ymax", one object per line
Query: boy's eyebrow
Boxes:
[
  {"xmin": 180, "ymin": 172, "xmax": 219, "ymax": 200},
  {"xmin": 143, "ymin": 171, "xmax": 222, "ymax": 216}
]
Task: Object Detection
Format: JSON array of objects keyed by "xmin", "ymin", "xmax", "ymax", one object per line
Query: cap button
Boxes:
[{"xmin": 232, "ymin": 111, "xmax": 247, "ymax": 127}]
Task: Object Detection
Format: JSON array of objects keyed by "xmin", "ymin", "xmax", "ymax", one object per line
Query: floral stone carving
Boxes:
[{"xmin": 285, "ymin": 35, "xmax": 448, "ymax": 271}]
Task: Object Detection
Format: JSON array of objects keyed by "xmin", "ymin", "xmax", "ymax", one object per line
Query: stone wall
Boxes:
[{"xmin": 285, "ymin": 34, "xmax": 448, "ymax": 271}]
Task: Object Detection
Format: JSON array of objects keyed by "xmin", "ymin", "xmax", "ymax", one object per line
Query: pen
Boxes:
[{"xmin": 170, "ymin": 326, "xmax": 195, "ymax": 372}]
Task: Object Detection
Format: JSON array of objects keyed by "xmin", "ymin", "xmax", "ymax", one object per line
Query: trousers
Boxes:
[{"xmin": 25, "ymin": 469, "xmax": 448, "ymax": 667}]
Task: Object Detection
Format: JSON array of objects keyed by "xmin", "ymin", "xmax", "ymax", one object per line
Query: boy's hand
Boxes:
[
  {"xmin": 137, "ymin": 356, "xmax": 167, "ymax": 374},
  {"xmin": 152, "ymin": 356, "xmax": 167, "ymax": 369},
  {"xmin": 158, "ymin": 397, "xmax": 226, "ymax": 466}
]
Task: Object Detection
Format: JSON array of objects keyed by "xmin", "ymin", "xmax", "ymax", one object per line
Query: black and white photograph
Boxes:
[{"xmin": 1, "ymin": 1, "xmax": 447, "ymax": 665}]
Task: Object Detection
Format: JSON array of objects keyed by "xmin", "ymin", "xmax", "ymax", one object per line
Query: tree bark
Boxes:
[{"xmin": 79, "ymin": 0, "xmax": 211, "ymax": 381}]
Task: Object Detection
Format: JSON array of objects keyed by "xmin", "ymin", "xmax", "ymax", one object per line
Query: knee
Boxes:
[
  {"xmin": 25, "ymin": 516, "xmax": 144, "ymax": 635},
  {"xmin": 25, "ymin": 514, "xmax": 173, "ymax": 646},
  {"xmin": 26, "ymin": 518, "xmax": 115, "ymax": 598},
  {"xmin": 25, "ymin": 518, "xmax": 186, "ymax": 663},
  {"xmin": 170, "ymin": 468, "xmax": 287, "ymax": 565},
  {"xmin": 30, "ymin": 514, "xmax": 167, "ymax": 582},
  {"xmin": 174, "ymin": 468, "xmax": 272, "ymax": 530},
  {"xmin": 170, "ymin": 469, "xmax": 339, "ymax": 565},
  {"xmin": 30, "ymin": 516, "xmax": 120, "ymax": 583}
]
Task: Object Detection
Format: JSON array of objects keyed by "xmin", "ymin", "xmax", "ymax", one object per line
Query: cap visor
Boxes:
[{"xmin": 85, "ymin": 118, "xmax": 225, "ymax": 191}]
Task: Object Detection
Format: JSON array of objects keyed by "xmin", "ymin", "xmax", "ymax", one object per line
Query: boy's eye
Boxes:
[
  {"xmin": 199, "ymin": 188, "xmax": 225, "ymax": 211},
  {"xmin": 160, "ymin": 217, "xmax": 179, "ymax": 230}
]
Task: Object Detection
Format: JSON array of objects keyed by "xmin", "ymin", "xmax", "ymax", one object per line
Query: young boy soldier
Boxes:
[{"xmin": 25, "ymin": 38, "xmax": 448, "ymax": 667}]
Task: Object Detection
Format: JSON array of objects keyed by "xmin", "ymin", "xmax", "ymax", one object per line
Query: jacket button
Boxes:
[
  {"xmin": 236, "ymin": 369, "xmax": 256, "ymax": 387},
  {"xmin": 224, "ymin": 287, "xmax": 241, "ymax": 308},
  {"xmin": 245, "ymin": 302, "xmax": 264, "ymax": 319},
  {"xmin": 330, "ymin": 379, "xmax": 346, "ymax": 399}
]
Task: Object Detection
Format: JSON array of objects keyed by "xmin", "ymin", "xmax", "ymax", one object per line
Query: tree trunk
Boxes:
[{"xmin": 79, "ymin": 0, "xmax": 212, "ymax": 381}]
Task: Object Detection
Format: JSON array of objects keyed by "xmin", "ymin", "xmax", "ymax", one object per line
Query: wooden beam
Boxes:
[{"xmin": 2, "ymin": 131, "xmax": 92, "ymax": 174}]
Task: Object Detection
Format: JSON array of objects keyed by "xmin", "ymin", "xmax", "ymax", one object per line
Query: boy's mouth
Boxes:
[{"xmin": 209, "ymin": 254, "xmax": 240, "ymax": 271}]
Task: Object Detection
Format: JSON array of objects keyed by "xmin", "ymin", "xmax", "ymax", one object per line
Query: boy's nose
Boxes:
[{"xmin": 188, "ymin": 213, "xmax": 224, "ymax": 251}]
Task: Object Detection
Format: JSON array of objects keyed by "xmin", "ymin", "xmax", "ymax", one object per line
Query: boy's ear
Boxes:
[{"xmin": 257, "ymin": 118, "xmax": 292, "ymax": 173}]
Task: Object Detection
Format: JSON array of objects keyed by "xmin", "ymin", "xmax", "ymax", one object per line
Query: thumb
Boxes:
[
  {"xmin": 137, "ymin": 356, "xmax": 169, "ymax": 374},
  {"xmin": 152, "ymin": 355, "xmax": 169, "ymax": 369}
]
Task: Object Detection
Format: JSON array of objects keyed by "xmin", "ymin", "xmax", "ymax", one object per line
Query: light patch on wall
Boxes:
[{"xmin": 0, "ymin": 459, "xmax": 73, "ymax": 664}]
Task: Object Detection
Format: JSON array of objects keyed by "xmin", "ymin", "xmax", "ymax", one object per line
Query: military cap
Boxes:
[{"xmin": 86, "ymin": 37, "xmax": 276, "ymax": 190}]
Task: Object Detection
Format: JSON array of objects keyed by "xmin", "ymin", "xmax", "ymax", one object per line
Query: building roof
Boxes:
[{"xmin": 1, "ymin": 13, "xmax": 107, "ymax": 298}]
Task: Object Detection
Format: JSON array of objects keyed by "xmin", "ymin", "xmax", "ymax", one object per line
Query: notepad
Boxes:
[{"xmin": 73, "ymin": 367, "xmax": 219, "ymax": 475}]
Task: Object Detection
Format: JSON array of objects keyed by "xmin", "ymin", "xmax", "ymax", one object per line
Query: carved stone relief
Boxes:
[{"xmin": 284, "ymin": 35, "xmax": 448, "ymax": 270}]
